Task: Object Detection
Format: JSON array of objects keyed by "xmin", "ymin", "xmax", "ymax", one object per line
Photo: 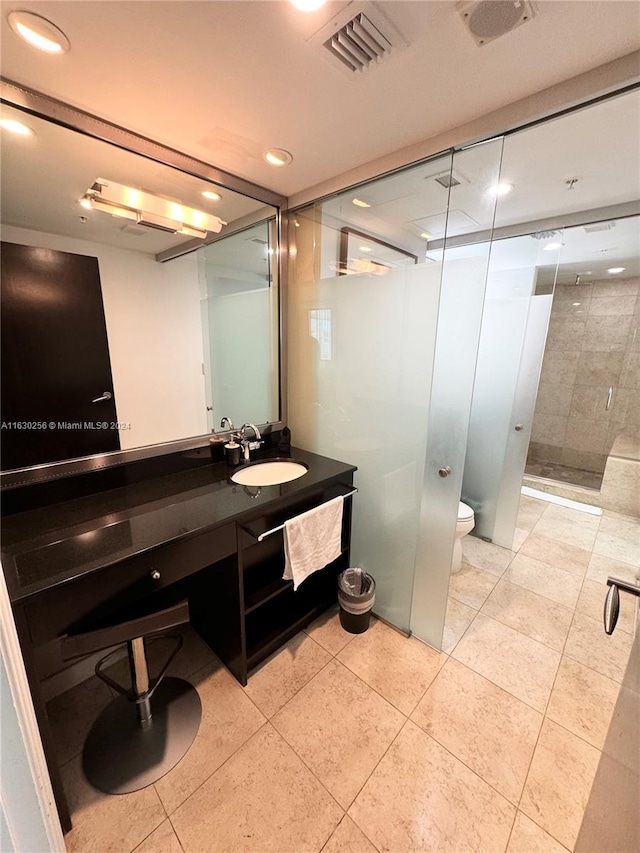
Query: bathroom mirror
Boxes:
[{"xmin": 0, "ymin": 91, "xmax": 283, "ymax": 479}]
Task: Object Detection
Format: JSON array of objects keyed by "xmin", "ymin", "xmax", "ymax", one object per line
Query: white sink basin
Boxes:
[{"xmin": 231, "ymin": 460, "xmax": 309, "ymax": 487}]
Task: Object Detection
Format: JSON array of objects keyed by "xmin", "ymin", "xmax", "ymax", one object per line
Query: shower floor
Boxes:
[{"xmin": 525, "ymin": 460, "xmax": 603, "ymax": 491}]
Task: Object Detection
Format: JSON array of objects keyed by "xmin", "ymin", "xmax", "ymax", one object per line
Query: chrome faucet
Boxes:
[
  {"xmin": 220, "ymin": 416, "xmax": 234, "ymax": 432},
  {"xmin": 238, "ymin": 423, "xmax": 262, "ymax": 461}
]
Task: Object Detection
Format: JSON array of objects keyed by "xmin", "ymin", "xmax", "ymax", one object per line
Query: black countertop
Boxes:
[{"xmin": 1, "ymin": 447, "xmax": 356, "ymax": 604}]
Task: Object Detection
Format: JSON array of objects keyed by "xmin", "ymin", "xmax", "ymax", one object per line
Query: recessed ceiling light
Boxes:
[
  {"xmin": 8, "ymin": 11, "xmax": 70, "ymax": 53},
  {"xmin": 289, "ymin": 0, "xmax": 326, "ymax": 11},
  {"xmin": 202, "ymin": 190, "xmax": 222, "ymax": 201},
  {"xmin": 420, "ymin": 231, "xmax": 432, "ymax": 240},
  {"xmin": 263, "ymin": 149, "xmax": 293, "ymax": 167},
  {"xmin": 352, "ymin": 198, "xmax": 371, "ymax": 208},
  {"xmin": 0, "ymin": 117, "xmax": 34, "ymax": 136},
  {"xmin": 543, "ymin": 242, "xmax": 563, "ymax": 251},
  {"xmin": 359, "ymin": 246, "xmax": 372, "ymax": 253},
  {"xmin": 79, "ymin": 197, "xmax": 92, "ymax": 210},
  {"xmin": 572, "ymin": 302, "xmax": 582, "ymax": 307},
  {"xmin": 488, "ymin": 182, "xmax": 513, "ymax": 197},
  {"xmin": 607, "ymin": 267, "xmax": 625, "ymax": 274}
]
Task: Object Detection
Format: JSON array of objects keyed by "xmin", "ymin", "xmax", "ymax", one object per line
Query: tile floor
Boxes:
[{"xmin": 48, "ymin": 496, "xmax": 638, "ymax": 853}]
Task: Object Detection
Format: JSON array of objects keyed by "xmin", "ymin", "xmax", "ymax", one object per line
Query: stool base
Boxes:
[{"xmin": 82, "ymin": 677, "xmax": 201, "ymax": 794}]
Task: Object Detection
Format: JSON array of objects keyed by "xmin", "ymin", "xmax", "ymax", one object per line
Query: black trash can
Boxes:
[{"xmin": 338, "ymin": 568, "xmax": 376, "ymax": 634}]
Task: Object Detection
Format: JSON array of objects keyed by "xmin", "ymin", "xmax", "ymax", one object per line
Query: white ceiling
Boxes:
[{"xmin": 1, "ymin": 0, "xmax": 639, "ymax": 198}]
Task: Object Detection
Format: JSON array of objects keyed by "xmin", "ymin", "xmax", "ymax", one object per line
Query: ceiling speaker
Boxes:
[{"xmin": 457, "ymin": 1, "xmax": 537, "ymax": 46}]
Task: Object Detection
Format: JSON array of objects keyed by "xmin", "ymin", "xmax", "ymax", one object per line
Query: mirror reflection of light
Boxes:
[
  {"xmin": 0, "ymin": 118, "xmax": 34, "ymax": 136},
  {"xmin": 125, "ymin": 188, "xmax": 141, "ymax": 207}
]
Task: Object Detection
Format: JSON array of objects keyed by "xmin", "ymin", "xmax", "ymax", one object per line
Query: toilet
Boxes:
[{"xmin": 452, "ymin": 502, "xmax": 475, "ymax": 574}]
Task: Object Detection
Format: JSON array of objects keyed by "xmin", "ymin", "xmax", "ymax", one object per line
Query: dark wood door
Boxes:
[{"xmin": 1, "ymin": 242, "xmax": 120, "ymax": 470}]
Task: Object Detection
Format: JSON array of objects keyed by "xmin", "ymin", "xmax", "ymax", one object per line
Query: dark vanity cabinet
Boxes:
[
  {"xmin": 192, "ymin": 479, "xmax": 354, "ymax": 685},
  {"xmin": 1, "ymin": 447, "xmax": 356, "ymax": 832}
]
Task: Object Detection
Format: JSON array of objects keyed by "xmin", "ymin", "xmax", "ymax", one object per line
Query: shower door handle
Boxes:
[
  {"xmin": 604, "ymin": 576, "xmax": 640, "ymax": 635},
  {"xmin": 514, "ymin": 424, "xmax": 524, "ymax": 431},
  {"xmin": 438, "ymin": 466, "xmax": 451, "ymax": 478},
  {"xmin": 605, "ymin": 387, "xmax": 613, "ymax": 411}
]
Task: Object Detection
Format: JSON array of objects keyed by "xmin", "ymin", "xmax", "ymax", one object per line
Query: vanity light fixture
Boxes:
[
  {"xmin": 202, "ymin": 190, "xmax": 222, "ymax": 201},
  {"xmin": 0, "ymin": 117, "xmax": 34, "ymax": 136},
  {"xmin": 290, "ymin": 0, "xmax": 326, "ymax": 11},
  {"xmin": 263, "ymin": 149, "xmax": 293, "ymax": 167},
  {"xmin": 488, "ymin": 182, "xmax": 513, "ymax": 197},
  {"xmin": 8, "ymin": 11, "xmax": 70, "ymax": 53},
  {"xmin": 352, "ymin": 198, "xmax": 371, "ymax": 208},
  {"xmin": 82, "ymin": 179, "xmax": 226, "ymax": 238},
  {"xmin": 543, "ymin": 242, "xmax": 563, "ymax": 251},
  {"xmin": 607, "ymin": 267, "xmax": 625, "ymax": 274}
]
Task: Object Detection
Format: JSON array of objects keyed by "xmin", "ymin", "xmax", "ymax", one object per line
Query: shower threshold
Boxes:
[
  {"xmin": 524, "ymin": 461, "xmax": 603, "ymax": 491},
  {"xmin": 522, "ymin": 484, "xmax": 602, "ymax": 516}
]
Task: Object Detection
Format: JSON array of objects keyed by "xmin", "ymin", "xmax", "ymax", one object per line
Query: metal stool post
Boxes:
[{"xmin": 62, "ymin": 600, "xmax": 201, "ymax": 795}]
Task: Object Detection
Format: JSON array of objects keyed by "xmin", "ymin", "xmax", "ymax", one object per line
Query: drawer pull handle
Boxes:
[{"xmin": 150, "ymin": 569, "xmax": 161, "ymax": 581}]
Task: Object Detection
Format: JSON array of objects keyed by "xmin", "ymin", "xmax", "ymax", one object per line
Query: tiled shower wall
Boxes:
[{"xmin": 528, "ymin": 276, "xmax": 640, "ymax": 475}]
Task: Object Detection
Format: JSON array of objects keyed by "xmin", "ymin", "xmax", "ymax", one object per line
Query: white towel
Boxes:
[{"xmin": 283, "ymin": 496, "xmax": 344, "ymax": 591}]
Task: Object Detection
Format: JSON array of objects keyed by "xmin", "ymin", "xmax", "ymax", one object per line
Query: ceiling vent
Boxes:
[
  {"xmin": 325, "ymin": 12, "xmax": 391, "ymax": 72},
  {"xmin": 457, "ymin": 1, "xmax": 537, "ymax": 47},
  {"xmin": 309, "ymin": 2, "xmax": 407, "ymax": 75}
]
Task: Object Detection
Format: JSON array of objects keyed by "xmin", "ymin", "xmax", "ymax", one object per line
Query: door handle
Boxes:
[
  {"xmin": 438, "ymin": 466, "xmax": 451, "ymax": 478},
  {"xmin": 605, "ymin": 387, "xmax": 613, "ymax": 411},
  {"xmin": 92, "ymin": 391, "xmax": 112, "ymax": 403},
  {"xmin": 514, "ymin": 424, "xmax": 524, "ymax": 431},
  {"xmin": 604, "ymin": 577, "xmax": 640, "ymax": 635}
]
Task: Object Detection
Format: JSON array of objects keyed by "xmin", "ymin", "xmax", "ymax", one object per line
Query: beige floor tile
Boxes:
[
  {"xmin": 171, "ymin": 724, "xmax": 343, "ymax": 853},
  {"xmin": 442, "ymin": 596, "xmax": 477, "ymax": 654},
  {"xmin": 46, "ymin": 675, "xmax": 112, "ymax": 767},
  {"xmin": 243, "ymin": 632, "xmax": 331, "ymax": 718},
  {"xmin": 411, "ymin": 658, "xmax": 542, "ymax": 804},
  {"xmin": 62, "ymin": 756, "xmax": 166, "ymax": 853},
  {"xmin": 480, "ymin": 580, "xmax": 573, "ymax": 652},
  {"xmin": 519, "ymin": 533, "xmax": 591, "ymax": 577},
  {"xmin": 564, "ymin": 611, "xmax": 634, "ymax": 683},
  {"xmin": 546, "ymin": 657, "xmax": 620, "ymax": 750},
  {"xmin": 448, "ymin": 563, "xmax": 499, "ymax": 610},
  {"xmin": 532, "ymin": 505, "xmax": 600, "ymax": 551},
  {"xmin": 273, "ymin": 659, "xmax": 403, "ymax": 808},
  {"xmin": 512, "ymin": 527, "xmax": 531, "ymax": 551},
  {"xmin": 503, "ymin": 554, "xmax": 582, "ymax": 609},
  {"xmin": 586, "ymin": 552, "xmax": 639, "ymax": 585},
  {"xmin": 517, "ymin": 496, "xmax": 548, "ymax": 531},
  {"xmin": 520, "ymin": 718, "xmax": 601, "ymax": 850},
  {"xmin": 593, "ymin": 514, "xmax": 640, "ymax": 567},
  {"xmin": 133, "ymin": 820, "xmax": 183, "ymax": 853},
  {"xmin": 577, "ymin": 579, "xmax": 636, "ymax": 634},
  {"xmin": 154, "ymin": 661, "xmax": 265, "ymax": 814},
  {"xmin": 452, "ymin": 614, "xmax": 560, "ymax": 712},
  {"xmin": 322, "ymin": 815, "xmax": 378, "ymax": 853},
  {"xmin": 305, "ymin": 604, "xmax": 356, "ymax": 656},
  {"xmin": 337, "ymin": 619, "xmax": 442, "ymax": 715},
  {"xmin": 507, "ymin": 813, "xmax": 570, "ymax": 853},
  {"xmin": 348, "ymin": 721, "xmax": 515, "ymax": 853},
  {"xmin": 462, "ymin": 536, "xmax": 515, "ymax": 576}
]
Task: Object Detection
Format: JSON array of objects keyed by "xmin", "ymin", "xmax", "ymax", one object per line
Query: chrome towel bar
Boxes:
[{"xmin": 245, "ymin": 488, "xmax": 358, "ymax": 542}]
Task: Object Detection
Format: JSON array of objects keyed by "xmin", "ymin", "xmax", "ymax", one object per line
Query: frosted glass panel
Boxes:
[
  {"xmin": 462, "ymin": 236, "xmax": 554, "ymax": 547},
  {"xmin": 199, "ymin": 221, "xmax": 279, "ymax": 429},
  {"xmin": 410, "ymin": 138, "xmax": 505, "ymax": 649},
  {"xmin": 289, "ymin": 262, "xmax": 441, "ymax": 630}
]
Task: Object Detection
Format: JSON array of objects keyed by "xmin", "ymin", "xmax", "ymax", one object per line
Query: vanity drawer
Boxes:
[{"xmin": 25, "ymin": 522, "xmax": 236, "ymax": 645}]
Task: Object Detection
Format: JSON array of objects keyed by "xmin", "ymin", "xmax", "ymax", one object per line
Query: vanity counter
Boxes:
[{"xmin": 1, "ymin": 446, "xmax": 356, "ymax": 604}]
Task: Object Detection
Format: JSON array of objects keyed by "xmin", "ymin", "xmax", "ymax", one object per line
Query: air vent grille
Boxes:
[{"xmin": 324, "ymin": 13, "xmax": 392, "ymax": 72}]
